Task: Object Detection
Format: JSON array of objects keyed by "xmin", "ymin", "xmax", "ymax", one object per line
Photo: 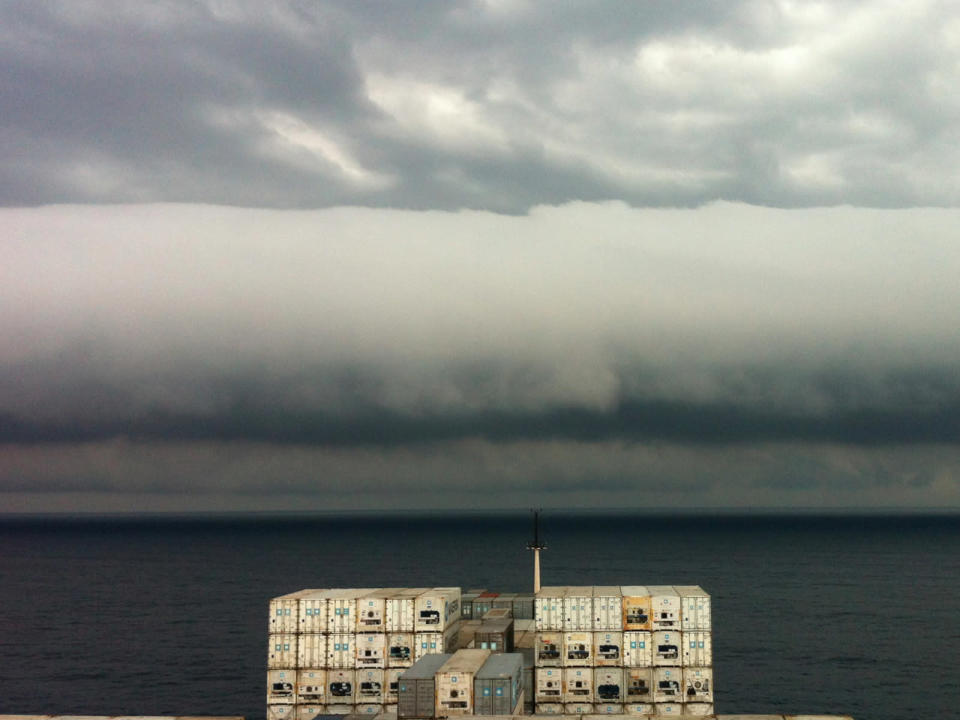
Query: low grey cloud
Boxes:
[{"xmin": 3, "ymin": 1, "xmax": 960, "ymax": 212}]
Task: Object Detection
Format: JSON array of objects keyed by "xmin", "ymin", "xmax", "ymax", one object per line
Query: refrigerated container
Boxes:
[
  {"xmin": 561, "ymin": 667, "xmax": 593, "ymax": 703},
  {"xmin": 267, "ymin": 669, "xmax": 297, "ymax": 704},
  {"xmin": 647, "ymin": 587, "xmax": 681, "ymax": 632},
  {"xmin": 271, "ymin": 589, "xmax": 315, "ymax": 633},
  {"xmin": 357, "ymin": 668, "xmax": 385, "ymax": 703},
  {"xmin": 624, "ymin": 703, "xmax": 654, "ymax": 716},
  {"xmin": 358, "ymin": 589, "xmax": 402, "ymax": 632},
  {"xmin": 619, "ymin": 587, "xmax": 651, "ymax": 632},
  {"xmin": 622, "ymin": 632, "xmax": 652, "ymax": 667},
  {"xmin": 414, "ymin": 621, "xmax": 460, "ymax": 661},
  {"xmin": 623, "ymin": 668, "xmax": 653, "ymax": 703},
  {"xmin": 682, "ymin": 632, "xmax": 712, "ymax": 667},
  {"xmin": 328, "ymin": 633, "xmax": 357, "ymax": 669},
  {"xmin": 535, "ymin": 667, "xmax": 563, "ymax": 702},
  {"xmin": 535, "ymin": 587, "xmax": 565, "ymax": 631},
  {"xmin": 268, "ymin": 633, "xmax": 298, "ymax": 669},
  {"xmin": 473, "ymin": 652, "xmax": 523, "ymax": 716},
  {"xmin": 593, "ymin": 668, "xmax": 624, "ymax": 703},
  {"xmin": 415, "ymin": 587, "xmax": 461, "ymax": 632},
  {"xmin": 356, "ymin": 632, "xmax": 387, "ymax": 668},
  {"xmin": 682, "ymin": 667, "xmax": 713, "ymax": 702},
  {"xmin": 387, "ymin": 633, "xmax": 415, "ymax": 668},
  {"xmin": 652, "ymin": 631, "xmax": 681, "ymax": 667},
  {"xmin": 298, "ymin": 634, "xmax": 327, "ymax": 669},
  {"xmin": 296, "ymin": 669, "xmax": 326, "ymax": 705},
  {"xmin": 592, "ymin": 704, "xmax": 624, "ymax": 714},
  {"xmin": 536, "ymin": 631, "xmax": 563, "ymax": 667},
  {"xmin": 592, "ymin": 587, "xmax": 623, "ymax": 631},
  {"xmin": 653, "ymin": 668, "xmax": 682, "ymax": 703},
  {"xmin": 300, "ymin": 589, "xmax": 339, "ymax": 634},
  {"xmin": 535, "ymin": 703, "xmax": 563, "ymax": 715},
  {"xmin": 563, "ymin": 631, "xmax": 593, "ymax": 666},
  {"xmin": 330, "ymin": 589, "xmax": 375, "ymax": 633},
  {"xmin": 384, "ymin": 668, "xmax": 404, "ymax": 704},
  {"xmin": 652, "ymin": 703, "xmax": 682, "ymax": 715},
  {"xmin": 674, "ymin": 586, "xmax": 711, "ymax": 632},
  {"xmin": 354, "ymin": 705, "xmax": 383, "ymax": 716},
  {"xmin": 327, "ymin": 669, "xmax": 356, "ymax": 703},
  {"xmin": 387, "ymin": 588, "xmax": 428, "ymax": 633},
  {"xmin": 397, "ymin": 652, "xmax": 451, "ymax": 719},
  {"xmin": 563, "ymin": 587, "xmax": 593, "ymax": 631},
  {"xmin": 295, "ymin": 705, "xmax": 327, "ymax": 720},
  {"xmin": 325, "ymin": 705, "xmax": 353, "ymax": 715},
  {"xmin": 475, "ymin": 618, "xmax": 514, "ymax": 652},
  {"xmin": 435, "ymin": 648, "xmax": 491, "ymax": 716},
  {"xmin": 267, "ymin": 704, "xmax": 297, "ymax": 720},
  {"xmin": 564, "ymin": 703, "xmax": 594, "ymax": 715},
  {"xmin": 593, "ymin": 631, "xmax": 623, "ymax": 666},
  {"xmin": 682, "ymin": 702, "xmax": 714, "ymax": 716}
]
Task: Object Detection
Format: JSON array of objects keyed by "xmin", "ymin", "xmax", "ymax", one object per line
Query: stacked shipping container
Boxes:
[
  {"xmin": 268, "ymin": 587, "xmax": 461, "ymax": 720},
  {"xmin": 533, "ymin": 586, "xmax": 713, "ymax": 717}
]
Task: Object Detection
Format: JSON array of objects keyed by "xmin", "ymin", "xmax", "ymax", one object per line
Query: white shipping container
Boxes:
[
  {"xmin": 270, "ymin": 590, "xmax": 312, "ymax": 633},
  {"xmin": 535, "ymin": 703, "xmax": 564, "ymax": 715},
  {"xmin": 565, "ymin": 703, "xmax": 594, "ymax": 714},
  {"xmin": 268, "ymin": 633, "xmax": 298, "ymax": 669},
  {"xmin": 415, "ymin": 587, "xmax": 461, "ymax": 632},
  {"xmin": 620, "ymin": 587, "xmax": 652, "ymax": 632},
  {"xmin": 624, "ymin": 668, "xmax": 653, "ymax": 704},
  {"xmin": 387, "ymin": 633, "xmax": 415, "ymax": 668},
  {"xmin": 653, "ymin": 668, "xmax": 682, "ymax": 704},
  {"xmin": 295, "ymin": 705, "xmax": 326, "ymax": 720},
  {"xmin": 355, "ymin": 704, "xmax": 383, "ymax": 716},
  {"xmin": 536, "ymin": 631, "xmax": 564, "ymax": 667},
  {"xmin": 356, "ymin": 632, "xmax": 387, "ymax": 668},
  {"xmin": 682, "ymin": 667, "xmax": 713, "ymax": 703},
  {"xmin": 414, "ymin": 623, "xmax": 459, "ymax": 661},
  {"xmin": 592, "ymin": 587, "xmax": 623, "ymax": 631},
  {"xmin": 622, "ymin": 632, "xmax": 652, "ymax": 667},
  {"xmin": 357, "ymin": 668, "xmax": 385, "ymax": 703},
  {"xmin": 325, "ymin": 705, "xmax": 353, "ymax": 715},
  {"xmin": 384, "ymin": 668, "xmax": 404, "ymax": 704},
  {"xmin": 652, "ymin": 631, "xmax": 681, "ymax": 667},
  {"xmin": 330, "ymin": 589, "xmax": 375, "ymax": 633},
  {"xmin": 266, "ymin": 704, "xmax": 296, "ymax": 720},
  {"xmin": 535, "ymin": 587, "xmax": 566, "ymax": 631},
  {"xmin": 535, "ymin": 667, "xmax": 564, "ymax": 702},
  {"xmin": 327, "ymin": 633, "xmax": 356, "ymax": 669},
  {"xmin": 562, "ymin": 667, "xmax": 593, "ymax": 703},
  {"xmin": 386, "ymin": 588, "xmax": 428, "ymax": 632},
  {"xmin": 358, "ymin": 588, "xmax": 403, "ymax": 631},
  {"xmin": 594, "ymin": 668, "xmax": 624, "ymax": 703},
  {"xmin": 682, "ymin": 703, "xmax": 714, "ymax": 716},
  {"xmin": 563, "ymin": 587, "xmax": 593, "ymax": 631},
  {"xmin": 267, "ymin": 669, "xmax": 297, "ymax": 704},
  {"xmin": 434, "ymin": 648, "xmax": 491, "ymax": 716},
  {"xmin": 296, "ymin": 669, "xmax": 326, "ymax": 705},
  {"xmin": 682, "ymin": 632, "xmax": 712, "ymax": 667},
  {"xmin": 593, "ymin": 631, "xmax": 623, "ymax": 666},
  {"xmin": 592, "ymin": 704, "xmax": 624, "ymax": 714},
  {"xmin": 299, "ymin": 589, "xmax": 337, "ymax": 633},
  {"xmin": 297, "ymin": 634, "xmax": 327, "ymax": 669},
  {"xmin": 675, "ymin": 586, "xmax": 711, "ymax": 632},
  {"xmin": 652, "ymin": 703, "xmax": 682, "ymax": 716},
  {"xmin": 327, "ymin": 669, "xmax": 356, "ymax": 703},
  {"xmin": 624, "ymin": 703, "xmax": 654, "ymax": 716},
  {"xmin": 647, "ymin": 587, "xmax": 681, "ymax": 632},
  {"xmin": 563, "ymin": 631, "xmax": 593, "ymax": 666}
]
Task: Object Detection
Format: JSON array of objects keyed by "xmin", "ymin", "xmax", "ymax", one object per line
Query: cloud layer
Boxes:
[{"xmin": 3, "ymin": 1, "xmax": 960, "ymax": 212}]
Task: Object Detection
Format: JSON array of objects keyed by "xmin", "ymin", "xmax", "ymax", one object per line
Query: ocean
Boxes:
[{"xmin": 0, "ymin": 511, "xmax": 957, "ymax": 720}]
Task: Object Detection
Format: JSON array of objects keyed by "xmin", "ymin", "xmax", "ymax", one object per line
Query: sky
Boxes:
[{"xmin": 2, "ymin": 0, "xmax": 960, "ymax": 513}]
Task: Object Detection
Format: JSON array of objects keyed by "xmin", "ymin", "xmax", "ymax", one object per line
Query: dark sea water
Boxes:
[{"xmin": 1, "ymin": 511, "xmax": 958, "ymax": 720}]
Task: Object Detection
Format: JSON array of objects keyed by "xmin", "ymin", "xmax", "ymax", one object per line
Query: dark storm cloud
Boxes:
[{"xmin": 3, "ymin": 1, "xmax": 960, "ymax": 211}]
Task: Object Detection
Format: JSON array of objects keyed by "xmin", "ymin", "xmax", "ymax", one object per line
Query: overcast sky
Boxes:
[{"xmin": 3, "ymin": 1, "xmax": 960, "ymax": 512}]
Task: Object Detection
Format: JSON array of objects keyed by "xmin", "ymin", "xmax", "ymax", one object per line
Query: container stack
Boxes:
[
  {"xmin": 533, "ymin": 586, "xmax": 713, "ymax": 717},
  {"xmin": 267, "ymin": 587, "xmax": 462, "ymax": 720}
]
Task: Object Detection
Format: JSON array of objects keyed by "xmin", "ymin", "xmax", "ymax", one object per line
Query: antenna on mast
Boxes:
[{"xmin": 526, "ymin": 508, "xmax": 547, "ymax": 593}]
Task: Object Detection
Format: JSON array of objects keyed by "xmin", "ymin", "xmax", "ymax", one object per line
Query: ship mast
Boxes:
[{"xmin": 526, "ymin": 508, "xmax": 547, "ymax": 593}]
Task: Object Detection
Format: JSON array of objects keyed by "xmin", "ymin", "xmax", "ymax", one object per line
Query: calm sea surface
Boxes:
[{"xmin": 0, "ymin": 511, "xmax": 958, "ymax": 720}]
